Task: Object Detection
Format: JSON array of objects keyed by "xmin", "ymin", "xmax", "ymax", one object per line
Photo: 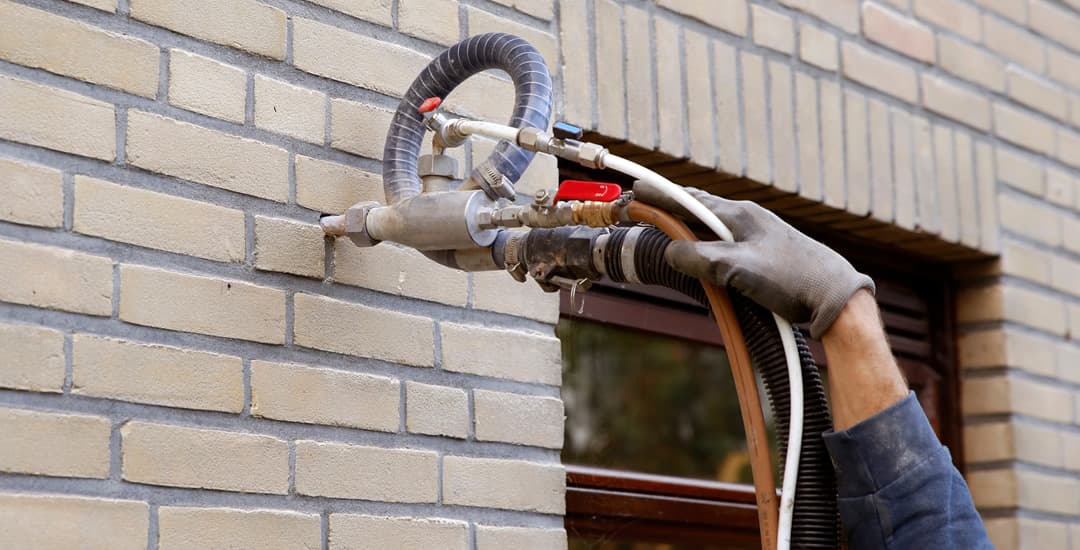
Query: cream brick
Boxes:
[
  {"xmin": 560, "ymin": 0, "xmax": 593, "ymax": 129},
  {"xmin": 983, "ymin": 15, "xmax": 1045, "ymax": 72},
  {"xmin": 921, "ymin": 74, "xmax": 991, "ymax": 131},
  {"xmin": 0, "ymin": 493, "xmax": 147, "ymax": 550},
  {"xmin": 121, "ymin": 421, "xmax": 289, "ymax": 493},
  {"xmin": 1048, "ymin": 46, "xmax": 1080, "ymax": 91},
  {"xmin": 996, "ymin": 147, "xmax": 1045, "ymax": 195},
  {"xmin": 1065, "ymin": 432, "xmax": 1080, "ymax": 471},
  {"xmin": 74, "ymin": 175, "xmax": 246, "ymax": 262},
  {"xmin": 914, "ymin": 115, "xmax": 940, "ymax": 233},
  {"xmin": 441, "ymin": 322, "xmax": 560, "ymax": 384},
  {"xmin": 753, "ymin": 5, "xmax": 794, "ymax": 54},
  {"xmin": 1018, "ymin": 518, "xmax": 1069, "ymax": 550},
  {"xmin": 1057, "ymin": 342, "xmax": 1080, "ymax": 384},
  {"xmin": 513, "ymin": 0, "xmax": 553, "ymax": 19},
  {"xmin": 1005, "ymin": 284, "xmax": 1068, "ymax": 336},
  {"xmin": 868, "ymin": 98, "xmax": 893, "ymax": 221},
  {"xmin": 0, "ymin": 1, "xmax": 158, "ymax": 97},
  {"xmin": 295, "ymin": 440, "xmax": 438, "ymax": 502},
  {"xmin": 975, "ymin": 140, "xmax": 999, "ymax": 252},
  {"xmin": 126, "ymin": 111, "xmax": 289, "ymax": 201},
  {"xmin": 0, "ymin": 157, "xmax": 62, "ymax": 228},
  {"xmin": 892, "ymin": 108, "xmax": 917, "ymax": 229},
  {"xmin": 963, "ymin": 375, "xmax": 1011, "ymax": 416},
  {"xmin": 1051, "ymin": 256, "xmax": 1080, "ymax": 297},
  {"xmin": 975, "ymin": 0, "xmax": 1026, "ymax": 23},
  {"xmin": 956, "ymin": 131, "xmax": 980, "ymax": 248},
  {"xmin": 253, "ymin": 216, "xmax": 325, "ymax": 278},
  {"xmin": 330, "ymin": 514, "xmax": 468, "ymax": 550},
  {"xmin": 330, "ymin": 98, "xmax": 393, "ymax": 160},
  {"xmin": 845, "ymin": 89, "xmax": 870, "ymax": 216},
  {"xmin": 1000, "ymin": 240, "xmax": 1051, "ymax": 283},
  {"xmin": 398, "ymin": 0, "xmax": 459, "ymax": 45},
  {"xmin": 292, "ymin": 293, "xmax": 434, "ymax": 366},
  {"xmin": 938, "ymin": 35, "xmax": 1005, "ymax": 93},
  {"xmin": 1013, "ymin": 422, "xmax": 1064, "ymax": 467},
  {"xmin": 253, "ymin": 76, "xmax": 326, "ymax": 144},
  {"xmin": 73, "ymin": 334, "xmax": 243, "ymax": 412},
  {"xmin": 1017, "ymin": 469, "xmax": 1080, "ymax": 514},
  {"xmin": 779, "ymin": 0, "xmax": 859, "ymax": 33},
  {"xmin": 595, "ymin": 0, "xmax": 626, "ymax": 139},
  {"xmin": 168, "ymin": 50, "xmax": 246, "ymax": 124},
  {"xmin": 251, "ymin": 360, "xmax": 399, "ymax": 431},
  {"xmin": 657, "ymin": 0, "xmax": 747, "ymax": 36},
  {"xmin": 1046, "ymin": 166, "xmax": 1077, "ymax": 208},
  {"xmin": 472, "ymin": 271, "xmax": 560, "ymax": 324},
  {"xmin": 960, "ymin": 328, "xmax": 1056, "ymax": 376},
  {"xmin": 742, "ymin": 52, "xmax": 769, "ymax": 184},
  {"xmin": 68, "ymin": 0, "xmax": 117, "ymax": 11},
  {"xmin": 477, "ymin": 526, "xmax": 567, "ymax": 550},
  {"xmin": 956, "ymin": 285, "xmax": 1004, "ymax": 324},
  {"xmin": 474, "ymin": 389, "xmax": 563, "ymax": 449},
  {"xmin": 131, "ymin": 0, "xmax": 285, "ymax": 59},
  {"xmin": 295, "ymin": 155, "xmax": 383, "ymax": 214},
  {"xmin": 993, "ymin": 103, "xmax": 1056, "ymax": 156},
  {"xmin": 443, "ymin": 69, "xmax": 516, "ymax": 122},
  {"xmin": 796, "ymin": 72, "xmax": 822, "ymax": 201},
  {"xmin": 0, "ymin": 323, "xmax": 64, "ymax": 393},
  {"xmin": 119, "ymin": 264, "xmax": 286, "ymax": 344},
  {"xmin": 771, "ymin": 61, "xmax": 797, "ymax": 193},
  {"xmin": 1029, "ymin": 0, "xmax": 1080, "ymax": 53},
  {"xmin": 714, "ymin": 40, "xmax": 743, "ymax": 176},
  {"xmin": 334, "ymin": 242, "xmax": 467, "ymax": 306},
  {"xmin": 1007, "ymin": 66, "xmax": 1068, "ymax": 120},
  {"xmin": 998, "ymin": 194, "xmax": 1061, "ymax": 246},
  {"xmin": 406, "ymin": 381, "xmax": 468, "ymax": 438},
  {"xmin": 967, "ymin": 468, "xmax": 1017, "ymax": 508},
  {"xmin": 0, "ymin": 239, "xmax": 112, "ymax": 316},
  {"xmin": 0, "ymin": 407, "xmax": 110, "ymax": 478},
  {"xmin": 1057, "ymin": 128, "xmax": 1080, "ymax": 170},
  {"xmin": 655, "ymin": 17, "xmax": 686, "ymax": 157},
  {"xmin": 913, "ymin": 0, "xmax": 980, "ymax": 41},
  {"xmin": 933, "ymin": 124, "xmax": 959, "ymax": 241},
  {"xmin": 799, "ymin": 23, "xmax": 838, "ymax": 71},
  {"xmin": 466, "ymin": 8, "xmax": 557, "ymax": 69},
  {"xmin": 0, "ymin": 75, "xmax": 114, "ymax": 161},
  {"xmin": 442, "ymin": 455, "xmax": 564, "ymax": 513},
  {"xmin": 821, "ymin": 79, "xmax": 845, "ymax": 209},
  {"xmin": 964, "ymin": 422, "xmax": 1013, "ymax": 463},
  {"xmin": 158, "ymin": 507, "xmax": 321, "ymax": 550},
  {"xmin": 862, "ymin": 3, "xmax": 934, "ymax": 63},
  {"xmin": 841, "ymin": 42, "xmax": 918, "ymax": 103},
  {"xmin": 686, "ymin": 29, "xmax": 713, "ymax": 167},
  {"xmin": 984, "ymin": 517, "xmax": 1018, "ymax": 550},
  {"xmin": 294, "ymin": 18, "xmax": 428, "ymax": 97},
  {"xmin": 306, "ymin": 0, "xmax": 392, "ymax": 26}
]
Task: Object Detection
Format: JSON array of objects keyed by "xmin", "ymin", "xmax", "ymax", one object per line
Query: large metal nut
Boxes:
[
  {"xmin": 343, "ymin": 201, "xmax": 382, "ymax": 247},
  {"xmin": 517, "ymin": 127, "xmax": 548, "ymax": 153},
  {"xmin": 418, "ymin": 154, "xmax": 458, "ymax": 178},
  {"xmin": 577, "ymin": 142, "xmax": 607, "ymax": 169}
]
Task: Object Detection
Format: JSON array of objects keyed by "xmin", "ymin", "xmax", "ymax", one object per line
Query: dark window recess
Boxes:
[{"xmin": 560, "ymin": 248, "xmax": 957, "ymax": 549}]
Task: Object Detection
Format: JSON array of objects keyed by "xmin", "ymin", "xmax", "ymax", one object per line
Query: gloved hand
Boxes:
[{"xmin": 635, "ymin": 184, "xmax": 874, "ymax": 339}]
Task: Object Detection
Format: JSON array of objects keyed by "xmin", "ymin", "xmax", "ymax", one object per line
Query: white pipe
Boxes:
[
  {"xmin": 603, "ymin": 152, "xmax": 803, "ymax": 550},
  {"xmin": 455, "ymin": 120, "xmax": 521, "ymax": 143}
]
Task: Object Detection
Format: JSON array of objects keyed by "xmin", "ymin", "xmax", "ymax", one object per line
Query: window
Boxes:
[{"xmin": 559, "ymin": 223, "xmax": 960, "ymax": 549}]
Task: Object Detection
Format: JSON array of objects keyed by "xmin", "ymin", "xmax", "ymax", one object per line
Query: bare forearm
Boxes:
[{"xmin": 820, "ymin": 289, "xmax": 908, "ymax": 431}]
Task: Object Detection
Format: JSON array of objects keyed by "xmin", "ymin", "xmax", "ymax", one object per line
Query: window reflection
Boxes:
[{"xmin": 560, "ymin": 317, "xmax": 773, "ymax": 484}]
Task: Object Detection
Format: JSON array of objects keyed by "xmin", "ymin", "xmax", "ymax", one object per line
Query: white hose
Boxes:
[
  {"xmin": 455, "ymin": 121, "xmax": 804, "ymax": 550},
  {"xmin": 605, "ymin": 153, "xmax": 804, "ymax": 550}
]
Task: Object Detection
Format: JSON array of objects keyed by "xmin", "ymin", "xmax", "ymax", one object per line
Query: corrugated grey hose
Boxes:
[{"xmin": 381, "ymin": 33, "xmax": 553, "ymax": 205}]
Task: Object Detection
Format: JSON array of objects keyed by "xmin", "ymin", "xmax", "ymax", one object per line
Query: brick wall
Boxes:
[{"xmin": 2, "ymin": 0, "xmax": 1080, "ymax": 548}]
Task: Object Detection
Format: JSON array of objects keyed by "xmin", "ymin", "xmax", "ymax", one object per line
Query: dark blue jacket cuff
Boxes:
[{"xmin": 823, "ymin": 392, "xmax": 942, "ymax": 498}]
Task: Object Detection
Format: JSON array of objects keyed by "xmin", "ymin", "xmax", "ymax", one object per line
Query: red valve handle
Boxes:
[
  {"xmin": 418, "ymin": 97, "xmax": 442, "ymax": 113},
  {"xmin": 554, "ymin": 180, "xmax": 623, "ymax": 202}
]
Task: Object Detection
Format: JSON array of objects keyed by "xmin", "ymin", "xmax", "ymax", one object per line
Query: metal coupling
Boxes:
[
  {"xmin": 418, "ymin": 153, "xmax": 458, "ymax": 193},
  {"xmin": 424, "ymin": 111, "xmax": 468, "ymax": 149},
  {"xmin": 319, "ymin": 201, "xmax": 382, "ymax": 247}
]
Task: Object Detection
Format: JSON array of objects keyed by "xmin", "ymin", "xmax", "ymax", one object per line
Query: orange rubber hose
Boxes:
[{"xmin": 627, "ymin": 201, "xmax": 779, "ymax": 550}]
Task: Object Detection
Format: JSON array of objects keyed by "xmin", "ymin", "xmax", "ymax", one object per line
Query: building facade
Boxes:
[{"xmin": 0, "ymin": 0, "xmax": 1078, "ymax": 548}]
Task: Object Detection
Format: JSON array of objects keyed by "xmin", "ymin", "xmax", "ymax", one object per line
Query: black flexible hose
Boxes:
[
  {"xmin": 605, "ymin": 227, "xmax": 840, "ymax": 549},
  {"xmin": 382, "ymin": 33, "xmax": 553, "ymax": 205}
]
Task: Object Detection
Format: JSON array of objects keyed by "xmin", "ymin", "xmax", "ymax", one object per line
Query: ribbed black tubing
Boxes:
[
  {"xmin": 382, "ymin": 33, "xmax": 553, "ymax": 205},
  {"xmin": 605, "ymin": 227, "xmax": 840, "ymax": 549}
]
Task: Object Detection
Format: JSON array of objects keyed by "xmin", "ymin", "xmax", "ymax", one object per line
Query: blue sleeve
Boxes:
[{"xmin": 822, "ymin": 392, "xmax": 992, "ymax": 550}]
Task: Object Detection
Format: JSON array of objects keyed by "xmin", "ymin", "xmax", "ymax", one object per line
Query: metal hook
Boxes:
[{"xmin": 569, "ymin": 278, "xmax": 589, "ymax": 315}]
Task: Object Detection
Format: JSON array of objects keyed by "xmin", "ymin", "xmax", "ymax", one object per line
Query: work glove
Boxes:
[{"xmin": 634, "ymin": 184, "xmax": 875, "ymax": 339}]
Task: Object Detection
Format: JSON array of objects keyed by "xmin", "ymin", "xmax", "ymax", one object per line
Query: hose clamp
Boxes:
[{"xmin": 620, "ymin": 226, "xmax": 645, "ymax": 284}]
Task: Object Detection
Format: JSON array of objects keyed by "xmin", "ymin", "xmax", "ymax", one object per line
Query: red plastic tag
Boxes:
[
  {"xmin": 418, "ymin": 97, "xmax": 442, "ymax": 113},
  {"xmin": 554, "ymin": 180, "xmax": 623, "ymax": 202}
]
